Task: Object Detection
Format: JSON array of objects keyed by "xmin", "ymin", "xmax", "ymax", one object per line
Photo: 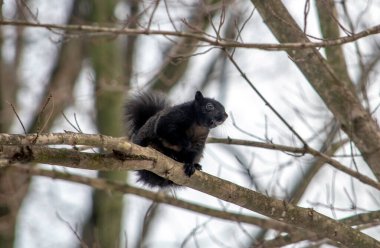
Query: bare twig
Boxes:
[
  {"xmin": 224, "ymin": 50, "xmax": 308, "ymax": 147},
  {"xmin": 56, "ymin": 212, "xmax": 89, "ymax": 248},
  {"xmin": 208, "ymin": 137, "xmax": 380, "ymax": 192},
  {"xmin": 303, "ymin": 0, "xmax": 310, "ymax": 33},
  {"xmin": 147, "ymin": 0, "xmax": 160, "ymax": 30},
  {"xmin": 62, "ymin": 112, "xmax": 82, "ymax": 133},
  {"xmin": 9, "ymin": 102, "xmax": 26, "ymax": 134},
  {"xmin": 35, "ymin": 94, "xmax": 53, "ymax": 134}
]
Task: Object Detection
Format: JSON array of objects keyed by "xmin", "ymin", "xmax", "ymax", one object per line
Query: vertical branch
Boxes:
[
  {"xmin": 315, "ymin": 0, "xmax": 354, "ymax": 90},
  {"xmin": 123, "ymin": 0, "xmax": 139, "ymax": 84},
  {"xmin": 82, "ymin": 1, "xmax": 125, "ymax": 248}
]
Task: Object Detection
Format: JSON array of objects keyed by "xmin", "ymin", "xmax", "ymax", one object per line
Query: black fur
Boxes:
[
  {"xmin": 124, "ymin": 91, "xmax": 228, "ymax": 188},
  {"xmin": 124, "ymin": 91, "xmax": 169, "ymax": 138}
]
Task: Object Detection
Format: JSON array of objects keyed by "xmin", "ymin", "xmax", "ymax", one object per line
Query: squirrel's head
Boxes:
[{"xmin": 194, "ymin": 91, "xmax": 228, "ymax": 128}]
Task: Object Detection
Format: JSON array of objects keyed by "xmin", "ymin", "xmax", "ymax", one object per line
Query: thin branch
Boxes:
[
  {"xmin": 341, "ymin": 210, "xmax": 380, "ymax": 227},
  {"xmin": 0, "ymin": 20, "xmax": 379, "ymax": 51},
  {"xmin": 146, "ymin": 0, "xmax": 160, "ymax": 30},
  {"xmin": 303, "ymin": 0, "xmax": 310, "ymax": 34},
  {"xmin": 207, "ymin": 137, "xmax": 305, "ymax": 153},
  {"xmin": 62, "ymin": 112, "xmax": 82, "ymax": 133},
  {"xmin": 208, "ymin": 137, "xmax": 380, "ymax": 191},
  {"xmin": 56, "ymin": 212, "xmax": 89, "ymax": 248},
  {"xmin": 35, "ymin": 94, "xmax": 53, "ymax": 134},
  {"xmin": 224, "ymin": 50, "xmax": 308, "ymax": 147},
  {"xmin": 250, "ymin": 0, "xmax": 380, "ymax": 181},
  {"xmin": 9, "ymin": 102, "xmax": 26, "ymax": 134}
]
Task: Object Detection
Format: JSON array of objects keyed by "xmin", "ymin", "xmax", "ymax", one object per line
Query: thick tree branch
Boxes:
[
  {"xmin": 257, "ymin": 211, "xmax": 380, "ymax": 247},
  {"xmin": 1, "ymin": 133, "xmax": 379, "ymax": 190},
  {"xmin": 1, "ymin": 146, "xmax": 152, "ymax": 171},
  {"xmin": 0, "ymin": 133, "xmax": 379, "ymax": 247},
  {"xmin": 2, "ymin": 133, "xmax": 380, "ymax": 190}
]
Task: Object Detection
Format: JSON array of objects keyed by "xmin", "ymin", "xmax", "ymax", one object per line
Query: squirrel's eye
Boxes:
[{"xmin": 205, "ymin": 103, "xmax": 214, "ymax": 111}]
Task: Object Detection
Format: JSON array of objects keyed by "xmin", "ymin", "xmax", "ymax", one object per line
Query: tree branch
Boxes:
[
  {"xmin": 256, "ymin": 211, "xmax": 380, "ymax": 247},
  {"xmin": 208, "ymin": 137, "xmax": 380, "ymax": 191},
  {"xmin": 0, "ymin": 20, "xmax": 379, "ymax": 51},
  {"xmin": 2, "ymin": 133, "xmax": 379, "ymax": 190},
  {"xmin": 8, "ymin": 163, "xmax": 305, "ymax": 234},
  {"xmin": 250, "ymin": 0, "xmax": 380, "ymax": 180},
  {"xmin": 0, "ymin": 133, "xmax": 379, "ymax": 247}
]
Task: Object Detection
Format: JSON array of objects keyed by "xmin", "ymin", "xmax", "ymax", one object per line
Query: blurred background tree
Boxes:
[{"xmin": 0, "ymin": 0, "xmax": 380, "ymax": 247}]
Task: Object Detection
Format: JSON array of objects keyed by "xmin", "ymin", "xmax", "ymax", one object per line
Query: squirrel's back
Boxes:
[{"xmin": 124, "ymin": 91, "xmax": 169, "ymax": 138}]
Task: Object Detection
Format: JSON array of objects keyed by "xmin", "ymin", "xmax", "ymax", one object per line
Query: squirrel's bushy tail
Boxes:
[
  {"xmin": 124, "ymin": 91, "xmax": 169, "ymax": 138},
  {"xmin": 124, "ymin": 91, "xmax": 174, "ymax": 188}
]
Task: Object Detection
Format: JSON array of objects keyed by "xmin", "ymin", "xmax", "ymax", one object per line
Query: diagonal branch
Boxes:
[
  {"xmin": 257, "ymin": 211, "xmax": 380, "ymax": 247},
  {"xmin": 250, "ymin": 0, "xmax": 380, "ymax": 180},
  {"xmin": 0, "ymin": 133, "xmax": 379, "ymax": 247}
]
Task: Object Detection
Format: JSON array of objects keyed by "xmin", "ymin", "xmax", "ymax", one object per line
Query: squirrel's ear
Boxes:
[{"xmin": 195, "ymin": 91, "xmax": 204, "ymax": 102}]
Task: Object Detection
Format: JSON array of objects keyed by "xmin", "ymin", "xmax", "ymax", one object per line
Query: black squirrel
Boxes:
[{"xmin": 124, "ymin": 91, "xmax": 228, "ymax": 187}]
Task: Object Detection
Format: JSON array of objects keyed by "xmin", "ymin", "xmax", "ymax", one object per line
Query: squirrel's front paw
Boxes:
[{"xmin": 184, "ymin": 163, "xmax": 196, "ymax": 177}]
